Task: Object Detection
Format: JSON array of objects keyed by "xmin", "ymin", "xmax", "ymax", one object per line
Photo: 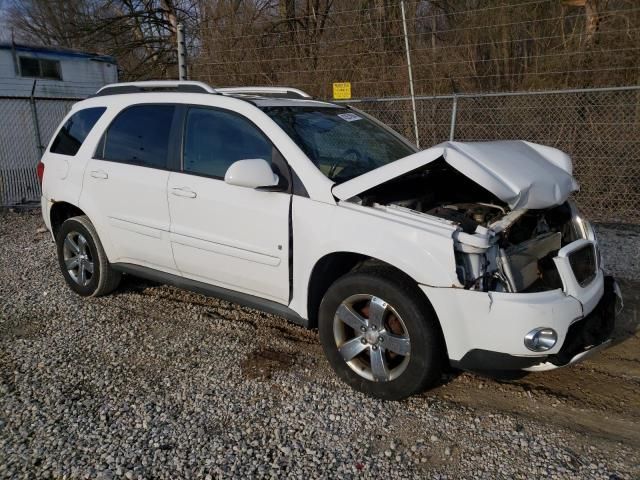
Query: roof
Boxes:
[
  {"xmin": 0, "ymin": 43, "xmax": 117, "ymax": 64},
  {"xmin": 92, "ymin": 81, "xmax": 342, "ymax": 107}
]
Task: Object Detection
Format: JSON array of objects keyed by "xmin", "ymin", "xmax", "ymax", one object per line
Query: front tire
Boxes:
[
  {"xmin": 55, "ymin": 215, "xmax": 121, "ymax": 297},
  {"xmin": 318, "ymin": 267, "xmax": 444, "ymax": 400}
]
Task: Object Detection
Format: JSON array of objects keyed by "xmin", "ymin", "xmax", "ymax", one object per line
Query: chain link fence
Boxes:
[
  {"xmin": 0, "ymin": 96, "xmax": 79, "ymax": 206},
  {"xmin": 1, "ymin": 87, "xmax": 638, "ymax": 224},
  {"xmin": 345, "ymin": 86, "xmax": 640, "ymax": 224}
]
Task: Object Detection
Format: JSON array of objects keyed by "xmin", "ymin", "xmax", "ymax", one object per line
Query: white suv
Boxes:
[{"xmin": 39, "ymin": 81, "xmax": 621, "ymax": 399}]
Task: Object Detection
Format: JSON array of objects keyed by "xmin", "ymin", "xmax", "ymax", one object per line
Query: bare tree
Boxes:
[
  {"xmin": 7, "ymin": 0, "xmax": 640, "ymax": 95},
  {"xmin": 7, "ymin": 0, "xmax": 200, "ymax": 79}
]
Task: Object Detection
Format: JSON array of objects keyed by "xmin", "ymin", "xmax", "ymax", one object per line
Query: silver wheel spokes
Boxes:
[
  {"xmin": 63, "ymin": 232, "xmax": 94, "ymax": 286},
  {"xmin": 334, "ymin": 295, "xmax": 411, "ymax": 383}
]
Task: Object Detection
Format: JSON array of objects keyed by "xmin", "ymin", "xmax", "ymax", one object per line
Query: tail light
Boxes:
[{"xmin": 37, "ymin": 161, "xmax": 45, "ymax": 185}]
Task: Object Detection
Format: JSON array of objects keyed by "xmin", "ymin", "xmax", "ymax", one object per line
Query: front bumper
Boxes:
[
  {"xmin": 523, "ymin": 275, "xmax": 620, "ymax": 371},
  {"xmin": 422, "ymin": 272, "xmax": 621, "ymax": 371}
]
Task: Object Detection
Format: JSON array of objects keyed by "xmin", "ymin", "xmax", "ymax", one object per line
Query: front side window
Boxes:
[
  {"xmin": 101, "ymin": 105, "xmax": 175, "ymax": 168},
  {"xmin": 50, "ymin": 107, "xmax": 106, "ymax": 156},
  {"xmin": 261, "ymin": 106, "xmax": 415, "ymax": 183},
  {"xmin": 19, "ymin": 57, "xmax": 62, "ymax": 80},
  {"xmin": 183, "ymin": 107, "xmax": 272, "ymax": 178}
]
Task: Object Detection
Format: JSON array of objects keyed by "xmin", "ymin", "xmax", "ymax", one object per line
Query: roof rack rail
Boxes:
[
  {"xmin": 217, "ymin": 87, "xmax": 312, "ymax": 99},
  {"xmin": 94, "ymin": 80, "xmax": 216, "ymax": 96}
]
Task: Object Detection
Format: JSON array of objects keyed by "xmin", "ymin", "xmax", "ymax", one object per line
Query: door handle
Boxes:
[
  {"xmin": 90, "ymin": 170, "xmax": 108, "ymax": 179},
  {"xmin": 171, "ymin": 187, "xmax": 197, "ymax": 198}
]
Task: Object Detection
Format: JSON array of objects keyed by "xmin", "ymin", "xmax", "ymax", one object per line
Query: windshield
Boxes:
[{"xmin": 260, "ymin": 106, "xmax": 415, "ymax": 183}]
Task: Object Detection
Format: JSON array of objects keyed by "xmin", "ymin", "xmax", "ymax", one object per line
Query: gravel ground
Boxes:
[
  {"xmin": 594, "ymin": 223, "xmax": 640, "ymax": 280},
  {"xmin": 1, "ymin": 209, "xmax": 639, "ymax": 479}
]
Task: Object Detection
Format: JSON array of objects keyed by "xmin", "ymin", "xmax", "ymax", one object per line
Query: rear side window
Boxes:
[
  {"xmin": 101, "ymin": 105, "xmax": 175, "ymax": 168},
  {"xmin": 50, "ymin": 107, "xmax": 106, "ymax": 156},
  {"xmin": 183, "ymin": 107, "xmax": 272, "ymax": 178}
]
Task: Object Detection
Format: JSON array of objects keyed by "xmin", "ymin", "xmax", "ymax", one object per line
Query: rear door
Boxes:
[
  {"xmin": 167, "ymin": 106, "xmax": 291, "ymax": 303},
  {"xmin": 42, "ymin": 107, "xmax": 106, "ymax": 206},
  {"xmin": 80, "ymin": 104, "xmax": 179, "ymax": 272}
]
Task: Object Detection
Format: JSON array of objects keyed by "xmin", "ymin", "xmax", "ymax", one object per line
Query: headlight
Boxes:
[
  {"xmin": 569, "ymin": 200, "xmax": 601, "ymax": 269},
  {"xmin": 574, "ymin": 213, "xmax": 596, "ymax": 242}
]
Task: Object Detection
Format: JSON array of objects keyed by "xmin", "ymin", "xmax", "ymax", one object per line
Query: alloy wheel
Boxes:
[
  {"xmin": 333, "ymin": 294, "xmax": 411, "ymax": 382},
  {"xmin": 62, "ymin": 231, "xmax": 94, "ymax": 286}
]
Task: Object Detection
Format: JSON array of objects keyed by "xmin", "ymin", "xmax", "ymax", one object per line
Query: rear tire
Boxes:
[
  {"xmin": 318, "ymin": 267, "xmax": 444, "ymax": 400},
  {"xmin": 55, "ymin": 215, "xmax": 121, "ymax": 297}
]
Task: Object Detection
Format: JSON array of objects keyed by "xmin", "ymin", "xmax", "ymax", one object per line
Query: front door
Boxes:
[{"xmin": 167, "ymin": 106, "xmax": 291, "ymax": 303}]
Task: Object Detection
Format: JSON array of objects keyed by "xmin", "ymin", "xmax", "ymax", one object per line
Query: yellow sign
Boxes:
[{"xmin": 332, "ymin": 82, "xmax": 351, "ymax": 100}]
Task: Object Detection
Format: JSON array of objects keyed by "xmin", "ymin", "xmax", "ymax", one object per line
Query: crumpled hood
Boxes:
[{"xmin": 332, "ymin": 140, "xmax": 579, "ymax": 210}]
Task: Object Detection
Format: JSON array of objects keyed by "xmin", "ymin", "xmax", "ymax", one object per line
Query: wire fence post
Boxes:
[
  {"xmin": 177, "ymin": 23, "xmax": 188, "ymax": 80},
  {"xmin": 400, "ymin": 1, "xmax": 420, "ymax": 149},
  {"xmin": 449, "ymin": 94, "xmax": 458, "ymax": 141},
  {"xmin": 29, "ymin": 80, "xmax": 44, "ymax": 156}
]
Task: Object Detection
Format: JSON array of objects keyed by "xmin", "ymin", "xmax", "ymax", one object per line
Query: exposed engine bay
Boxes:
[{"xmin": 357, "ymin": 159, "xmax": 592, "ymax": 293}]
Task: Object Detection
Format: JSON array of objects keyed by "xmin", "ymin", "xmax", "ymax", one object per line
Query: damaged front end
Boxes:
[
  {"xmin": 333, "ymin": 140, "xmax": 596, "ymax": 296},
  {"xmin": 364, "ymin": 173, "xmax": 597, "ymax": 296},
  {"xmin": 333, "ymin": 141, "xmax": 621, "ymax": 370},
  {"xmin": 451, "ymin": 200, "xmax": 598, "ymax": 295}
]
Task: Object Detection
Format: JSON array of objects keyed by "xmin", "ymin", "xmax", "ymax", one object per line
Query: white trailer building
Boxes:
[
  {"xmin": 0, "ymin": 43, "xmax": 118, "ymax": 205},
  {"xmin": 0, "ymin": 43, "xmax": 118, "ymax": 97}
]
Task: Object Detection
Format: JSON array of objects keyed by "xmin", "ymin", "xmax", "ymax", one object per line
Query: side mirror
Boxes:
[{"xmin": 224, "ymin": 159, "xmax": 279, "ymax": 189}]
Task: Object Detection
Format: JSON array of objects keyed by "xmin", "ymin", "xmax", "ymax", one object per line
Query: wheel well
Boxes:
[
  {"xmin": 306, "ymin": 253, "xmax": 423, "ymax": 329},
  {"xmin": 50, "ymin": 202, "xmax": 85, "ymax": 238},
  {"xmin": 307, "ymin": 252, "xmax": 450, "ymax": 363}
]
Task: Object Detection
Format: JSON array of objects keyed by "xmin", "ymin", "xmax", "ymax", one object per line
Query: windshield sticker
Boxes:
[{"xmin": 337, "ymin": 112, "xmax": 362, "ymax": 122}]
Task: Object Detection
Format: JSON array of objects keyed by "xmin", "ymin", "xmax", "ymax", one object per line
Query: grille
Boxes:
[{"xmin": 568, "ymin": 244, "xmax": 597, "ymax": 286}]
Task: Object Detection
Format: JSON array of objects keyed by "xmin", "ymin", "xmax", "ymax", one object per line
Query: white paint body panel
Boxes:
[
  {"xmin": 40, "ymin": 86, "xmax": 611, "ymax": 372},
  {"xmin": 422, "ymin": 285, "xmax": 584, "ymax": 361},
  {"xmin": 333, "ymin": 140, "xmax": 579, "ymax": 210},
  {"xmin": 287, "ymin": 197, "xmax": 461, "ymax": 318},
  {"xmin": 167, "ymin": 172, "xmax": 290, "ymax": 303},
  {"xmin": 80, "ymin": 160, "xmax": 176, "ymax": 272},
  {"xmin": 224, "ymin": 158, "xmax": 279, "ymax": 188}
]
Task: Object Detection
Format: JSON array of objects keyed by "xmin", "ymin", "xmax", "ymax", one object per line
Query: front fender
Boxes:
[{"xmin": 289, "ymin": 197, "xmax": 459, "ymax": 318}]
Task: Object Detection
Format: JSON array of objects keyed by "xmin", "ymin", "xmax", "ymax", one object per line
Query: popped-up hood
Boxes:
[{"xmin": 332, "ymin": 141, "xmax": 579, "ymax": 210}]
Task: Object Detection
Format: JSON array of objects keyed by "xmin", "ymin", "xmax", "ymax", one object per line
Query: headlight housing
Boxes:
[{"xmin": 568, "ymin": 199, "xmax": 601, "ymax": 270}]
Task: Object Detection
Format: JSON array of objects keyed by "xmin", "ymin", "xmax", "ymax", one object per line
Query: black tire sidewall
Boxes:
[
  {"xmin": 55, "ymin": 218, "xmax": 102, "ymax": 296},
  {"xmin": 319, "ymin": 271, "xmax": 443, "ymax": 400}
]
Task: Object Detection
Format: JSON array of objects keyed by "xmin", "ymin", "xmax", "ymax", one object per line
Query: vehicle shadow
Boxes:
[
  {"xmin": 112, "ymin": 272, "xmax": 161, "ymax": 295},
  {"xmin": 443, "ymin": 366, "xmax": 529, "ymax": 384},
  {"xmin": 609, "ymin": 278, "xmax": 640, "ymax": 347}
]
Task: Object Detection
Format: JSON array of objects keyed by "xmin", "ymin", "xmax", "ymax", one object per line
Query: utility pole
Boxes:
[
  {"xmin": 177, "ymin": 23, "xmax": 187, "ymax": 80},
  {"xmin": 401, "ymin": 1, "xmax": 420, "ymax": 149},
  {"xmin": 29, "ymin": 80, "xmax": 44, "ymax": 156}
]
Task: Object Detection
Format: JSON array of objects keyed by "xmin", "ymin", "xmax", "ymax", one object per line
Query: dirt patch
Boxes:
[
  {"xmin": 241, "ymin": 347, "xmax": 298, "ymax": 380},
  {"xmin": 1, "ymin": 316, "xmax": 48, "ymax": 340}
]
